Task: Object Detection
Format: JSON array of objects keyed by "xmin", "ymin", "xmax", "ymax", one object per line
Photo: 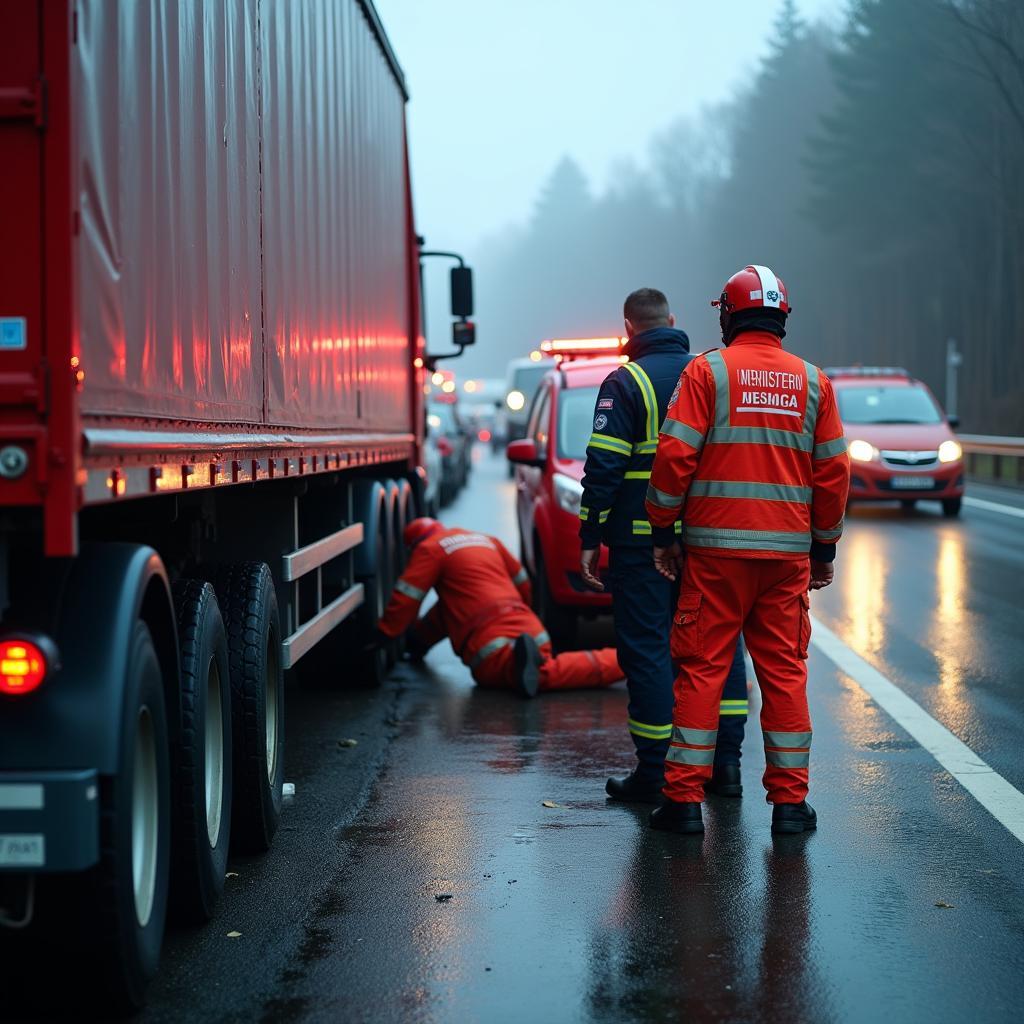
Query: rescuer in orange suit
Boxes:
[
  {"xmin": 644, "ymin": 265, "xmax": 850, "ymax": 835},
  {"xmin": 377, "ymin": 518, "xmax": 623, "ymax": 697}
]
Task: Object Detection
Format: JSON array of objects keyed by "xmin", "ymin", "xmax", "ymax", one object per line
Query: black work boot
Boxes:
[
  {"xmin": 649, "ymin": 799, "xmax": 704, "ymax": 834},
  {"xmin": 513, "ymin": 634, "xmax": 542, "ymax": 699},
  {"xmin": 705, "ymin": 763, "xmax": 743, "ymax": 798},
  {"xmin": 605, "ymin": 771, "xmax": 664, "ymax": 804},
  {"xmin": 771, "ymin": 801, "xmax": 817, "ymax": 834}
]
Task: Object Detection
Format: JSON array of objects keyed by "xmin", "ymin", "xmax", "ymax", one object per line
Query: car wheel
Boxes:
[
  {"xmin": 900, "ymin": 500, "xmax": 916, "ymax": 513},
  {"xmin": 533, "ymin": 547, "xmax": 577, "ymax": 652},
  {"xmin": 942, "ymin": 497, "xmax": 962, "ymax": 518}
]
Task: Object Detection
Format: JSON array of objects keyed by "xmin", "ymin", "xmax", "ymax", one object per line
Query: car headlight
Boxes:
[
  {"xmin": 553, "ymin": 472, "xmax": 584, "ymax": 516},
  {"xmin": 506, "ymin": 390, "xmax": 525, "ymax": 412},
  {"xmin": 848, "ymin": 439, "xmax": 878, "ymax": 463},
  {"xmin": 938, "ymin": 440, "xmax": 962, "ymax": 464}
]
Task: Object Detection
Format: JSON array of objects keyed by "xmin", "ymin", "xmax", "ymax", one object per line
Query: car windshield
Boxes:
[
  {"xmin": 836, "ymin": 385, "xmax": 942, "ymax": 425},
  {"xmin": 558, "ymin": 387, "xmax": 600, "ymax": 460},
  {"xmin": 510, "ymin": 365, "xmax": 551, "ymax": 400},
  {"xmin": 429, "ymin": 403, "xmax": 459, "ymax": 435}
]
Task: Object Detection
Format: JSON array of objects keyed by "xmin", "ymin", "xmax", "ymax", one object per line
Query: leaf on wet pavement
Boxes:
[
  {"xmin": 934, "ymin": 901, "xmax": 954, "ymax": 909},
  {"xmin": 226, "ymin": 931, "xmax": 242, "ymax": 938},
  {"xmin": 338, "ymin": 738, "xmax": 359, "ymax": 747},
  {"xmin": 225, "ymin": 871, "xmax": 239, "ymax": 879}
]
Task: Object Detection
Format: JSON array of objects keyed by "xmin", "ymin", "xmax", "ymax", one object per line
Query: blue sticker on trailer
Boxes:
[{"xmin": 0, "ymin": 318, "xmax": 27, "ymax": 350}]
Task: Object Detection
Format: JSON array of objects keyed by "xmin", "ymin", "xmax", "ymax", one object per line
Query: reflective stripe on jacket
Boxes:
[
  {"xmin": 645, "ymin": 330, "xmax": 851, "ymax": 559},
  {"xmin": 579, "ymin": 327, "xmax": 691, "ymax": 548}
]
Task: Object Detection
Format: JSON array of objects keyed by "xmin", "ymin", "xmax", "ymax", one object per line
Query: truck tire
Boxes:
[
  {"xmin": 170, "ymin": 580, "xmax": 233, "ymax": 922},
  {"xmin": 218, "ymin": 563, "xmax": 284, "ymax": 853},
  {"xmin": 92, "ymin": 620, "xmax": 171, "ymax": 1011},
  {"xmin": 355, "ymin": 519, "xmax": 391, "ymax": 688},
  {"xmin": 533, "ymin": 547, "xmax": 578, "ymax": 652}
]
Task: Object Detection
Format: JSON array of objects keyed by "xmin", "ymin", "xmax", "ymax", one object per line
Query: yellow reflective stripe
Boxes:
[
  {"xmin": 579, "ymin": 506, "xmax": 589, "ymax": 518},
  {"xmin": 599, "ymin": 510, "xmax": 610, "ymax": 523},
  {"xmin": 588, "ymin": 433, "xmax": 632, "ymax": 456},
  {"xmin": 719, "ymin": 698, "xmax": 748, "ymax": 716},
  {"xmin": 628, "ymin": 718, "xmax": 672, "ymax": 740},
  {"xmin": 623, "ymin": 362, "xmax": 658, "ymax": 442},
  {"xmin": 632, "ymin": 439, "xmax": 658, "ymax": 455},
  {"xmin": 675, "ymin": 521, "xmax": 683, "ymax": 534},
  {"xmin": 624, "ymin": 470, "xmax": 651, "ymax": 479},
  {"xmin": 632, "ymin": 520, "xmax": 652, "ymax": 535}
]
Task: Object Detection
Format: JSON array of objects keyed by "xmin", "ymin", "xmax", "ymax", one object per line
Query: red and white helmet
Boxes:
[
  {"xmin": 711, "ymin": 265, "xmax": 790, "ymax": 315},
  {"xmin": 403, "ymin": 517, "xmax": 444, "ymax": 548}
]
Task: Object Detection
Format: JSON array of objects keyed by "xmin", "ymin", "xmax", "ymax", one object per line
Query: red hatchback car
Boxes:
[
  {"xmin": 828, "ymin": 366, "xmax": 965, "ymax": 516},
  {"xmin": 507, "ymin": 344, "xmax": 622, "ymax": 647}
]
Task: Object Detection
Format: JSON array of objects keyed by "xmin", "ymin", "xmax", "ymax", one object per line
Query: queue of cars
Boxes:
[{"xmin": 506, "ymin": 346, "xmax": 966, "ymax": 649}]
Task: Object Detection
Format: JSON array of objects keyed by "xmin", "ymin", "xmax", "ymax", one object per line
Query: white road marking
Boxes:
[
  {"xmin": 810, "ymin": 614, "xmax": 1024, "ymax": 844},
  {"xmin": 964, "ymin": 496, "xmax": 1024, "ymax": 520}
]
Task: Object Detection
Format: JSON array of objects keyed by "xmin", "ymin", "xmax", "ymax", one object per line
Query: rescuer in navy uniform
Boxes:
[{"xmin": 579, "ymin": 288, "xmax": 748, "ymax": 802}]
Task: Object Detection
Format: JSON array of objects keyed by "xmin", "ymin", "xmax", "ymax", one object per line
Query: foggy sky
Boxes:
[{"xmin": 375, "ymin": 0, "xmax": 843, "ymax": 376}]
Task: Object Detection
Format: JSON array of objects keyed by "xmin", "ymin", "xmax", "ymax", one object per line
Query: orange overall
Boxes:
[
  {"xmin": 645, "ymin": 332, "xmax": 850, "ymax": 803},
  {"xmin": 378, "ymin": 527, "xmax": 622, "ymax": 691}
]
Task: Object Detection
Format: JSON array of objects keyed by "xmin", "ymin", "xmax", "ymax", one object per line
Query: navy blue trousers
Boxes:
[{"xmin": 608, "ymin": 545, "xmax": 747, "ymax": 782}]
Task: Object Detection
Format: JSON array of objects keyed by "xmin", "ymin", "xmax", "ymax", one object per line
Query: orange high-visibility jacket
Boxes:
[
  {"xmin": 645, "ymin": 331, "xmax": 850, "ymax": 559},
  {"xmin": 377, "ymin": 527, "xmax": 534, "ymax": 659}
]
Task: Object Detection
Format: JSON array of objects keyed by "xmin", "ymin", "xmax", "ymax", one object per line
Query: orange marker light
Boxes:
[{"xmin": 0, "ymin": 640, "xmax": 47, "ymax": 696}]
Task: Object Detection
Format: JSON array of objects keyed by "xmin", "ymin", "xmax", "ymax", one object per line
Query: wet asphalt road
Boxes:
[{"xmin": 47, "ymin": 451, "xmax": 1024, "ymax": 1022}]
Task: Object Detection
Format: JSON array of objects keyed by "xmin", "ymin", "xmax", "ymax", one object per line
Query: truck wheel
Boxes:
[
  {"xmin": 93, "ymin": 620, "xmax": 171, "ymax": 1010},
  {"xmin": 219, "ymin": 563, "xmax": 284, "ymax": 853},
  {"xmin": 170, "ymin": 580, "xmax": 233, "ymax": 922},
  {"xmin": 355, "ymin": 522, "xmax": 390, "ymax": 688},
  {"xmin": 533, "ymin": 547, "xmax": 578, "ymax": 652}
]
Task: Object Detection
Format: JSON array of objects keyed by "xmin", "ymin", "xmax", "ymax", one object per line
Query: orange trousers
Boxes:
[
  {"xmin": 665, "ymin": 552, "xmax": 811, "ymax": 804},
  {"xmin": 474, "ymin": 639, "xmax": 622, "ymax": 692}
]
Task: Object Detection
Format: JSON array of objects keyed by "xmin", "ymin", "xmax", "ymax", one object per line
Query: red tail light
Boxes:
[
  {"xmin": 478, "ymin": 429, "xmax": 492, "ymax": 442},
  {"xmin": 0, "ymin": 639, "xmax": 48, "ymax": 696}
]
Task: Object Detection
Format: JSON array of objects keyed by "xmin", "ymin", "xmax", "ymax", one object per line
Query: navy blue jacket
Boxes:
[{"xmin": 579, "ymin": 327, "xmax": 692, "ymax": 548}]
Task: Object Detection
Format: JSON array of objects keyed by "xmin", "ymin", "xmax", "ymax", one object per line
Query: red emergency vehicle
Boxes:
[
  {"xmin": 828, "ymin": 367, "xmax": 964, "ymax": 516},
  {"xmin": 507, "ymin": 339, "xmax": 625, "ymax": 647},
  {"xmin": 0, "ymin": 1, "xmax": 472, "ymax": 1007}
]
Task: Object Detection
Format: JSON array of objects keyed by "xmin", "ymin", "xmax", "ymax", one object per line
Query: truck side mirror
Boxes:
[
  {"xmin": 451, "ymin": 266, "xmax": 474, "ymax": 318},
  {"xmin": 452, "ymin": 320, "xmax": 475, "ymax": 347}
]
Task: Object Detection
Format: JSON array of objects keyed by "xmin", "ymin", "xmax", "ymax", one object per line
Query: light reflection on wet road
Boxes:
[{"xmin": 133, "ymin": 450, "xmax": 1024, "ymax": 1024}]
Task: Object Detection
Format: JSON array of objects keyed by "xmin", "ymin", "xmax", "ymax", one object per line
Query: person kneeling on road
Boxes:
[{"xmin": 377, "ymin": 518, "xmax": 624, "ymax": 698}]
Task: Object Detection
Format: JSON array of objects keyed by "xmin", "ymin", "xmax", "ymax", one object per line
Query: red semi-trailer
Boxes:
[{"xmin": 0, "ymin": 1, "xmax": 472, "ymax": 1008}]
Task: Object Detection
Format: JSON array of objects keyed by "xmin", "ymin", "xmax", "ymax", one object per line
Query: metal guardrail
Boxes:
[{"xmin": 958, "ymin": 434, "xmax": 1024, "ymax": 487}]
